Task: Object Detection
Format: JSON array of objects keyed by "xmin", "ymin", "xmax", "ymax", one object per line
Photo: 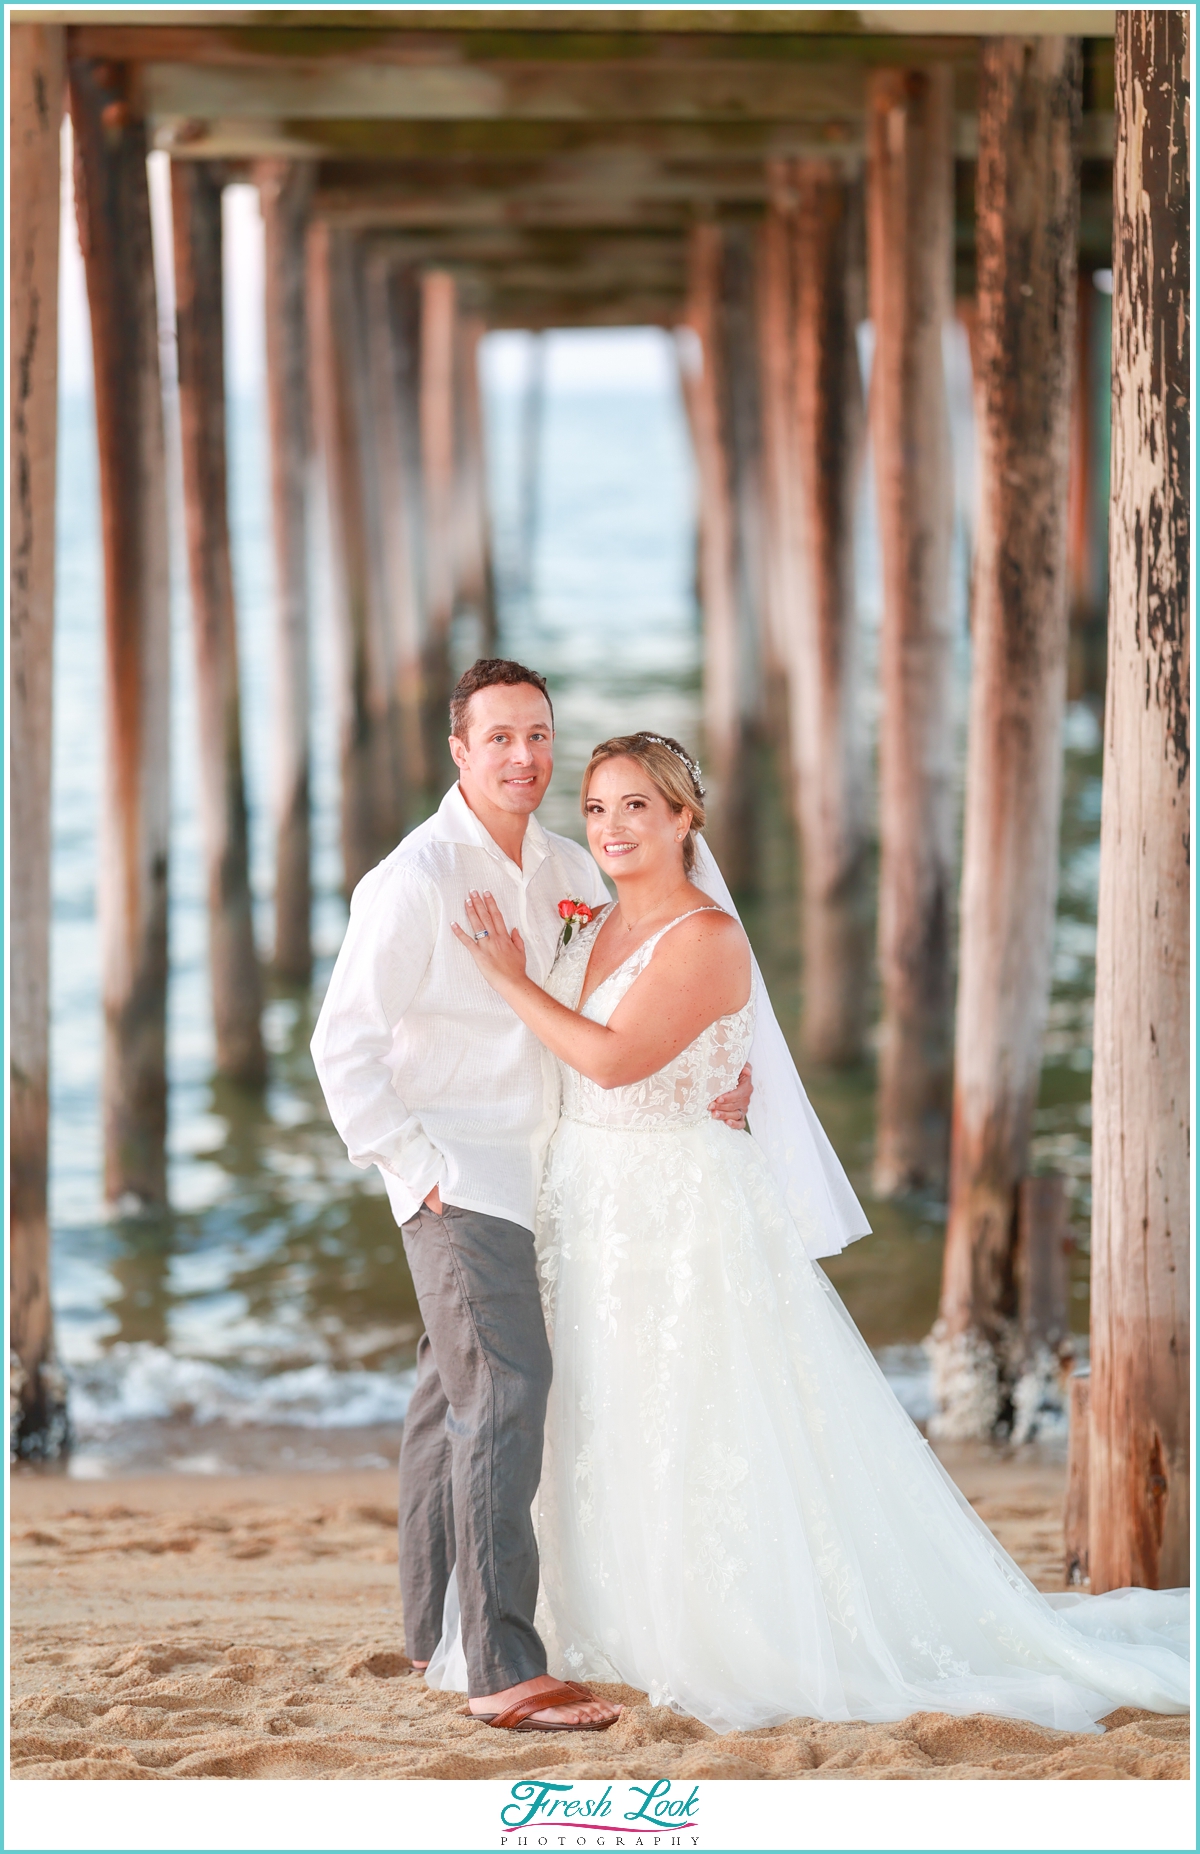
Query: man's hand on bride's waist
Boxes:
[{"xmin": 709, "ymin": 1061, "xmax": 752, "ymax": 1131}]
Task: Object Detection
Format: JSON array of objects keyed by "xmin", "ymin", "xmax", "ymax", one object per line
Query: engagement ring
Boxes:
[{"xmin": 473, "ymin": 929, "xmax": 490, "ymax": 940}]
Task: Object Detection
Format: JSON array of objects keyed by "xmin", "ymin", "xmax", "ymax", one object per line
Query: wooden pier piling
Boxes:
[
  {"xmin": 69, "ymin": 58, "xmax": 172, "ymax": 1207},
  {"xmin": 1011, "ymin": 1174, "xmax": 1072, "ymax": 1439},
  {"xmin": 10, "ymin": 22, "xmax": 68, "ymax": 1456},
  {"xmin": 687, "ymin": 221, "xmax": 764, "ymax": 893},
  {"xmin": 867, "ymin": 65, "xmax": 957, "ymax": 1194},
  {"xmin": 1064, "ymin": 1369, "xmax": 1091, "ymax": 1586},
  {"xmin": 765, "ymin": 162, "xmax": 871, "ymax": 1063},
  {"xmin": 515, "ymin": 329, "xmax": 545, "ymax": 598},
  {"xmin": 258, "ymin": 159, "xmax": 315, "ymax": 982},
  {"xmin": 455, "ymin": 310, "xmax": 498, "ymax": 653},
  {"xmin": 932, "ymin": 37, "xmax": 1081, "ymax": 1439},
  {"xmin": 309, "ymin": 223, "xmax": 404, "ymax": 892},
  {"xmin": 364, "ymin": 246, "xmax": 429, "ymax": 804},
  {"xmin": 171, "ymin": 159, "xmax": 266, "ymax": 1084},
  {"xmin": 1088, "ymin": 8, "xmax": 1190, "ymax": 1592},
  {"xmin": 420, "ymin": 269, "xmax": 459, "ymax": 786}
]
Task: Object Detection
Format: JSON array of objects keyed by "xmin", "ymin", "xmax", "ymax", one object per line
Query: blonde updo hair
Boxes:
[{"xmin": 581, "ymin": 733, "xmax": 707, "ymax": 874}]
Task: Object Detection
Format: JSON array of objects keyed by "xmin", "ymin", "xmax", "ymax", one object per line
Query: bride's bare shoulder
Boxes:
[{"xmin": 667, "ymin": 893, "xmax": 750, "ymax": 959}]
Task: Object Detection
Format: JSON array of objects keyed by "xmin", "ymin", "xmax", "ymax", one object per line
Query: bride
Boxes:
[{"xmin": 439, "ymin": 730, "xmax": 1188, "ymax": 1735}]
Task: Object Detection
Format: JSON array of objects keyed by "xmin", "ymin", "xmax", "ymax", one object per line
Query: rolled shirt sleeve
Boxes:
[{"xmin": 310, "ymin": 861, "xmax": 444, "ymax": 1206}]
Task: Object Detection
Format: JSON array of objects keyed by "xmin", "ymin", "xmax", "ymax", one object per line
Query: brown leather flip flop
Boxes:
[{"xmin": 459, "ymin": 1680, "xmax": 619, "ymax": 1732}]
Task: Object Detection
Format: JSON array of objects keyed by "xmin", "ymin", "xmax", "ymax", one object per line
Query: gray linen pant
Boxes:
[{"xmin": 398, "ymin": 1202, "xmax": 553, "ymax": 1696}]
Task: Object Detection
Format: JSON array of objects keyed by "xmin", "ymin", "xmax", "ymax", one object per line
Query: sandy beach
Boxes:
[{"xmin": 9, "ymin": 1444, "xmax": 1188, "ymax": 1782}]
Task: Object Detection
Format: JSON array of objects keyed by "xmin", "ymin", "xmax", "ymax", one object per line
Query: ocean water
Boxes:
[{"xmin": 42, "ymin": 327, "xmax": 1099, "ymax": 1476}]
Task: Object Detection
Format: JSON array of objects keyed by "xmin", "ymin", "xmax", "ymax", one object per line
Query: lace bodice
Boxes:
[{"xmin": 545, "ymin": 904, "xmax": 754, "ymax": 1129}]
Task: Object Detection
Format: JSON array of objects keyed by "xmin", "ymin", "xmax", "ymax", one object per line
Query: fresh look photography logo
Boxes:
[{"xmin": 499, "ymin": 1779, "xmax": 702, "ymax": 1847}]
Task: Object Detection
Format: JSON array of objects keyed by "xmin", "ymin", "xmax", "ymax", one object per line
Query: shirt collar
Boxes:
[{"xmin": 433, "ymin": 782, "xmax": 549, "ymax": 880}]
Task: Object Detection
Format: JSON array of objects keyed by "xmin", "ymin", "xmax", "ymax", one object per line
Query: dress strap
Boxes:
[{"xmin": 642, "ymin": 905, "xmax": 727, "ymax": 954}]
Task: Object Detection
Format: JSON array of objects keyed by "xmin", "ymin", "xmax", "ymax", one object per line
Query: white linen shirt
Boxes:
[{"xmin": 310, "ymin": 783, "xmax": 608, "ymax": 1231}]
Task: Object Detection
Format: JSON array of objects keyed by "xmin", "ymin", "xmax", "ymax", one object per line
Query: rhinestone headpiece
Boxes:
[{"xmin": 638, "ymin": 734, "xmax": 706, "ymax": 799}]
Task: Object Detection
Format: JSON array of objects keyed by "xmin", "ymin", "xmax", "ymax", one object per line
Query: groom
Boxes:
[{"xmin": 312, "ymin": 658, "xmax": 751, "ymax": 1729}]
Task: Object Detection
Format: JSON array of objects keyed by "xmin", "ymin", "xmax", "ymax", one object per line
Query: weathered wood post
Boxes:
[
  {"xmin": 420, "ymin": 269, "xmax": 459, "ymax": 787},
  {"xmin": 686, "ymin": 220, "xmax": 764, "ymax": 892},
  {"xmin": 789, "ymin": 161, "xmax": 870, "ymax": 1064},
  {"xmin": 1064, "ymin": 1369, "xmax": 1091, "ymax": 1586},
  {"xmin": 1089, "ymin": 8, "xmax": 1189, "ymax": 1592},
  {"xmin": 931, "ymin": 38, "xmax": 1081, "ymax": 1439},
  {"xmin": 69, "ymin": 58, "xmax": 172, "ymax": 1207},
  {"xmin": 456, "ymin": 309, "xmax": 498, "ymax": 652},
  {"xmin": 866, "ymin": 66, "xmax": 957, "ymax": 1193},
  {"xmin": 257, "ymin": 159, "xmax": 315, "ymax": 982},
  {"xmin": 10, "ymin": 21, "xmax": 68, "ymax": 1458},
  {"xmin": 1011, "ymin": 1174, "xmax": 1071, "ymax": 1440},
  {"xmin": 1067, "ymin": 278, "xmax": 1096, "ymax": 630},
  {"xmin": 365, "ymin": 246, "xmax": 429, "ymax": 807},
  {"xmin": 308, "ymin": 222, "xmax": 404, "ymax": 892},
  {"xmin": 756, "ymin": 189, "xmax": 795, "ymax": 695},
  {"xmin": 516, "ymin": 328, "xmax": 545, "ymax": 597},
  {"xmin": 171, "ymin": 159, "xmax": 265, "ymax": 1084}
]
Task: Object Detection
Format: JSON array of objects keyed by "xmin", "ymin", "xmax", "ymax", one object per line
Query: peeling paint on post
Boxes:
[
  {"xmin": 10, "ymin": 22, "xmax": 68, "ymax": 1458},
  {"xmin": 69, "ymin": 58, "xmax": 172, "ymax": 1208},
  {"xmin": 1089, "ymin": 8, "xmax": 1189, "ymax": 1593},
  {"xmin": 932, "ymin": 37, "xmax": 1082, "ymax": 1440}
]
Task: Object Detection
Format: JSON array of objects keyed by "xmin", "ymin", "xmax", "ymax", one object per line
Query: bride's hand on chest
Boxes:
[{"xmin": 450, "ymin": 889, "xmax": 529, "ymax": 988}]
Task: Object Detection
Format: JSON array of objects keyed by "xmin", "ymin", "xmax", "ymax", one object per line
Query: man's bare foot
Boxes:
[
  {"xmin": 410, "ymin": 1659, "xmax": 429, "ymax": 1673},
  {"xmin": 470, "ymin": 1672, "xmax": 620, "ymax": 1727}
]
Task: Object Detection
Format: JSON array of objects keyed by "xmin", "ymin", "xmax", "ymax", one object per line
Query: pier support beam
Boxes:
[
  {"xmin": 171, "ymin": 160, "xmax": 265, "ymax": 1083},
  {"xmin": 687, "ymin": 221, "xmax": 764, "ymax": 893},
  {"xmin": 456, "ymin": 310, "xmax": 498, "ymax": 654},
  {"xmin": 515, "ymin": 329, "xmax": 544, "ymax": 600},
  {"xmin": 1089, "ymin": 8, "xmax": 1189, "ymax": 1592},
  {"xmin": 258, "ymin": 159, "xmax": 314, "ymax": 982},
  {"xmin": 69, "ymin": 59, "xmax": 172, "ymax": 1207},
  {"xmin": 365, "ymin": 248, "xmax": 429, "ymax": 805},
  {"xmin": 420, "ymin": 270, "xmax": 460, "ymax": 790},
  {"xmin": 10, "ymin": 22, "xmax": 67, "ymax": 1457},
  {"xmin": 764, "ymin": 162, "xmax": 870, "ymax": 1063},
  {"xmin": 867, "ymin": 66, "xmax": 957, "ymax": 1194},
  {"xmin": 309, "ymin": 224, "xmax": 404, "ymax": 892},
  {"xmin": 931, "ymin": 37, "xmax": 1081, "ymax": 1439}
]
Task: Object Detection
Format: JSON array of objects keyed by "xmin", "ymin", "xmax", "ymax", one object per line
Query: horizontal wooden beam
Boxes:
[
  {"xmin": 162, "ymin": 111, "xmax": 1115, "ymax": 168},
  {"xmin": 136, "ymin": 59, "xmax": 892, "ymax": 123},
  {"xmin": 69, "ymin": 23, "xmax": 984, "ymax": 70},
  {"xmin": 486, "ymin": 296, "xmax": 681, "ymax": 329},
  {"xmin": 157, "ymin": 115, "xmax": 865, "ymax": 163},
  {"xmin": 37, "ymin": 9, "xmax": 1119, "ymax": 36},
  {"xmin": 310, "ymin": 155, "xmax": 777, "ymax": 228}
]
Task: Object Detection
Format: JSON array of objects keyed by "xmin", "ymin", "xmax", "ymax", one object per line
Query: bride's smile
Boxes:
[{"xmin": 584, "ymin": 758, "xmax": 691, "ymax": 889}]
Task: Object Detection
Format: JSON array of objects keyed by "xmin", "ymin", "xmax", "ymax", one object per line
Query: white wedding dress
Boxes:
[{"xmin": 426, "ymin": 901, "xmax": 1189, "ymax": 1735}]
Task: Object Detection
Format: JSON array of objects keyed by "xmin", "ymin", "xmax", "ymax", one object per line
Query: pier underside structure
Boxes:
[{"xmin": 9, "ymin": 9, "xmax": 1188, "ymax": 1594}]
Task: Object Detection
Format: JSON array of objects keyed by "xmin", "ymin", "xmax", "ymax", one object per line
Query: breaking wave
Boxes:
[{"xmin": 64, "ymin": 1345, "xmax": 417, "ymax": 1436}]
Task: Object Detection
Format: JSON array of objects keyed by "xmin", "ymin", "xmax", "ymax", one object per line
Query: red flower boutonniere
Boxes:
[{"xmin": 557, "ymin": 897, "xmax": 596, "ymax": 946}]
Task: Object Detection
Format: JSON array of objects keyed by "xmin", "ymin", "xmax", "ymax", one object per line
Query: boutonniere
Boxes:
[{"xmin": 557, "ymin": 897, "xmax": 596, "ymax": 946}]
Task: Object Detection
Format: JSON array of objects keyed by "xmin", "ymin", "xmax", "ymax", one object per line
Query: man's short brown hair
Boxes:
[{"xmin": 449, "ymin": 659, "xmax": 554, "ymax": 742}]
